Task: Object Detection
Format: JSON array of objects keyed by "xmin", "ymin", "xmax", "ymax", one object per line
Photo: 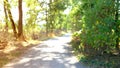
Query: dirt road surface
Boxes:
[{"xmin": 3, "ymin": 33, "xmax": 88, "ymax": 68}]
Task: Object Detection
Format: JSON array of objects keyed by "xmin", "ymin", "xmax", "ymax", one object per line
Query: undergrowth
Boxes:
[{"xmin": 71, "ymin": 31, "xmax": 120, "ymax": 68}]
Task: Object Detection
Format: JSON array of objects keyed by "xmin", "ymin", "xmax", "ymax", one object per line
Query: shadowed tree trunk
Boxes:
[
  {"xmin": 49, "ymin": 0, "xmax": 53, "ymax": 34},
  {"xmin": 45, "ymin": 8, "xmax": 48, "ymax": 35},
  {"xmin": 3, "ymin": 0, "xmax": 8, "ymax": 31},
  {"xmin": 18, "ymin": 0, "xmax": 25, "ymax": 41},
  {"xmin": 5, "ymin": 0, "xmax": 17, "ymax": 38}
]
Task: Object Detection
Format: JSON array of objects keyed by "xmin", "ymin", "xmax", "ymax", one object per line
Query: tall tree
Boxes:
[
  {"xmin": 18, "ymin": 0, "xmax": 24, "ymax": 40},
  {"xmin": 3, "ymin": 0, "xmax": 8, "ymax": 31},
  {"xmin": 70, "ymin": 0, "xmax": 120, "ymax": 55},
  {"xmin": 5, "ymin": 0, "xmax": 17, "ymax": 38},
  {"xmin": 48, "ymin": 0, "xmax": 53, "ymax": 33},
  {"xmin": 45, "ymin": 0, "xmax": 69, "ymax": 34}
]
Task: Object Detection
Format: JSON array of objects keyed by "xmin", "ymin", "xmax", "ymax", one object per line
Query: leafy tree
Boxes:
[
  {"xmin": 71, "ymin": 0, "xmax": 120, "ymax": 55},
  {"xmin": 3, "ymin": 0, "xmax": 25, "ymax": 40},
  {"xmin": 3, "ymin": 0, "xmax": 8, "ymax": 31},
  {"xmin": 4, "ymin": 0, "xmax": 17, "ymax": 38},
  {"xmin": 44, "ymin": 0, "xmax": 69, "ymax": 34},
  {"xmin": 115, "ymin": 0, "xmax": 120, "ymax": 51},
  {"xmin": 23, "ymin": 0, "xmax": 42, "ymax": 37}
]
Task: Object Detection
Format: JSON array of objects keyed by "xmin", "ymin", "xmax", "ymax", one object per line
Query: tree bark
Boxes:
[
  {"xmin": 45, "ymin": 8, "xmax": 48, "ymax": 35},
  {"xmin": 5, "ymin": 0, "xmax": 17, "ymax": 38},
  {"xmin": 49, "ymin": 0, "xmax": 53, "ymax": 33},
  {"xmin": 3, "ymin": 0, "xmax": 8, "ymax": 31},
  {"xmin": 18, "ymin": 0, "xmax": 25, "ymax": 41}
]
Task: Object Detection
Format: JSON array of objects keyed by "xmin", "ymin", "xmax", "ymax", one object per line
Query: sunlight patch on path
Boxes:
[{"xmin": 3, "ymin": 33, "xmax": 88, "ymax": 68}]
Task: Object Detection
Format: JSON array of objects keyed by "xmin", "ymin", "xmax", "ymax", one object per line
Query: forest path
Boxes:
[{"xmin": 3, "ymin": 33, "xmax": 88, "ymax": 68}]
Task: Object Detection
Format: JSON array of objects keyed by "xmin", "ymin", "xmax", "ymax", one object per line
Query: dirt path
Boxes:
[{"xmin": 3, "ymin": 33, "xmax": 88, "ymax": 68}]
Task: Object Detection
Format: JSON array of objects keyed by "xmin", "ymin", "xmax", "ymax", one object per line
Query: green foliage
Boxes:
[
  {"xmin": 82, "ymin": 0, "xmax": 118, "ymax": 52},
  {"xmin": 71, "ymin": 31, "xmax": 81, "ymax": 52},
  {"xmin": 70, "ymin": 0, "xmax": 120, "ymax": 67},
  {"xmin": 45, "ymin": 0, "xmax": 70, "ymax": 33},
  {"xmin": 53, "ymin": 0, "xmax": 67, "ymax": 11},
  {"xmin": 69, "ymin": 3, "xmax": 83, "ymax": 31},
  {"xmin": 71, "ymin": 0, "xmax": 120, "ymax": 55},
  {"xmin": 24, "ymin": 0, "xmax": 41, "ymax": 32},
  {"xmin": 80, "ymin": 55, "xmax": 120, "ymax": 68}
]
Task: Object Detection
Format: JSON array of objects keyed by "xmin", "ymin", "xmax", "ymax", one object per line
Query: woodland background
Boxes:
[{"xmin": 0, "ymin": 0, "xmax": 119, "ymax": 68}]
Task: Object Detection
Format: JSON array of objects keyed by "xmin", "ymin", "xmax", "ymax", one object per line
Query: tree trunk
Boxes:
[
  {"xmin": 6, "ymin": 0, "xmax": 17, "ymax": 38},
  {"xmin": 45, "ymin": 8, "xmax": 48, "ymax": 35},
  {"xmin": 18, "ymin": 0, "xmax": 25, "ymax": 41},
  {"xmin": 3, "ymin": 0, "xmax": 8, "ymax": 31},
  {"xmin": 49, "ymin": 0, "xmax": 53, "ymax": 34},
  {"xmin": 115, "ymin": 0, "xmax": 119, "ymax": 51}
]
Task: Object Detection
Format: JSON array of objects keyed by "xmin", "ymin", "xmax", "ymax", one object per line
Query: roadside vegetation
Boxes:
[
  {"xmin": 70, "ymin": 0, "xmax": 120, "ymax": 68},
  {"xmin": 0, "ymin": 0, "xmax": 119, "ymax": 68}
]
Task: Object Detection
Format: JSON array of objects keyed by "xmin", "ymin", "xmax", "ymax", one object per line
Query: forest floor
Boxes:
[{"xmin": 2, "ymin": 33, "xmax": 88, "ymax": 68}]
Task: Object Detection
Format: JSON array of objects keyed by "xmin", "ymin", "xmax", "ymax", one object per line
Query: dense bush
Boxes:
[{"xmin": 71, "ymin": 0, "xmax": 120, "ymax": 56}]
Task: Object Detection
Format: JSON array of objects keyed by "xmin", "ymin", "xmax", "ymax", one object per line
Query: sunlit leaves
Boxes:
[
  {"xmin": 71, "ymin": 0, "xmax": 120, "ymax": 54},
  {"xmin": 81, "ymin": 0, "xmax": 117, "ymax": 47}
]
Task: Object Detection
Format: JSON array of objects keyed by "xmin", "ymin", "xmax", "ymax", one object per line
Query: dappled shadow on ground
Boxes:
[{"xmin": 3, "ymin": 33, "xmax": 88, "ymax": 68}]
